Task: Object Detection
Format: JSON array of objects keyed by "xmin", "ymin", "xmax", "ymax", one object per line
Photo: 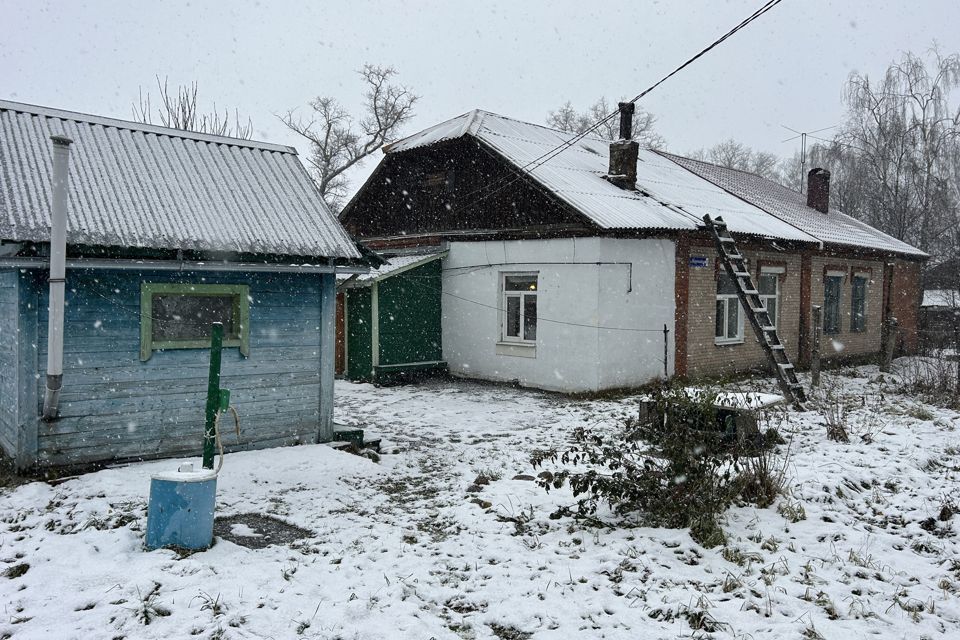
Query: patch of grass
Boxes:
[
  {"xmin": 777, "ymin": 498, "xmax": 807, "ymax": 522},
  {"xmin": 131, "ymin": 582, "xmax": 170, "ymax": 625},
  {"xmin": 2, "ymin": 563, "xmax": 29, "ymax": 579},
  {"xmin": 488, "ymin": 623, "xmax": 533, "ymax": 640}
]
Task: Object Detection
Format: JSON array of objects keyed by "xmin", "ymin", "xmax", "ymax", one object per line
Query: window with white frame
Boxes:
[
  {"xmin": 715, "ymin": 272, "xmax": 743, "ymax": 344},
  {"xmin": 502, "ymin": 273, "xmax": 538, "ymax": 343},
  {"xmin": 757, "ymin": 268, "xmax": 782, "ymax": 328}
]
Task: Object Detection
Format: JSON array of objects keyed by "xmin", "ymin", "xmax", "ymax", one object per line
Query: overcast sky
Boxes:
[{"xmin": 3, "ymin": 0, "xmax": 958, "ymax": 193}]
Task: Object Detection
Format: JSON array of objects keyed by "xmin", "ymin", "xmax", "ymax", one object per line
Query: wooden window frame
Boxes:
[
  {"xmin": 501, "ymin": 272, "xmax": 538, "ymax": 345},
  {"xmin": 140, "ymin": 282, "xmax": 250, "ymax": 361}
]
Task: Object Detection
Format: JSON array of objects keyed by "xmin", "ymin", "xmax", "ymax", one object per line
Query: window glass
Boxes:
[
  {"xmin": 758, "ymin": 273, "xmax": 779, "ymax": 328},
  {"xmin": 851, "ymin": 276, "xmax": 867, "ymax": 332},
  {"xmin": 140, "ymin": 283, "xmax": 249, "ymax": 361},
  {"xmin": 717, "ymin": 272, "xmax": 738, "ymax": 295},
  {"xmin": 152, "ymin": 294, "xmax": 238, "ymax": 341},
  {"xmin": 758, "ymin": 273, "xmax": 777, "ymax": 296},
  {"xmin": 726, "ymin": 300, "xmax": 740, "ymax": 340},
  {"xmin": 824, "ymin": 275, "xmax": 842, "ymax": 334},
  {"xmin": 523, "ymin": 295, "xmax": 537, "ymax": 341},
  {"xmin": 506, "ymin": 295, "xmax": 520, "ymax": 338},
  {"xmin": 505, "ymin": 275, "xmax": 537, "ymax": 292},
  {"xmin": 715, "ymin": 299, "xmax": 725, "ymax": 338}
]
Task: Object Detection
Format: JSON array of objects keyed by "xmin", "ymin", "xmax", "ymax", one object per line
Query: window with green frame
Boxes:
[{"xmin": 140, "ymin": 283, "xmax": 250, "ymax": 361}]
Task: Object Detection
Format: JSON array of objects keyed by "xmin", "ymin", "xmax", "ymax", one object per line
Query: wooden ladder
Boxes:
[{"xmin": 703, "ymin": 215, "xmax": 807, "ymax": 409}]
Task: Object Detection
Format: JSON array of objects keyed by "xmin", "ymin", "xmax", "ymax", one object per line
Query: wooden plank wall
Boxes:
[
  {"xmin": 35, "ymin": 268, "xmax": 328, "ymax": 467},
  {"xmin": 0, "ymin": 270, "xmax": 18, "ymax": 458}
]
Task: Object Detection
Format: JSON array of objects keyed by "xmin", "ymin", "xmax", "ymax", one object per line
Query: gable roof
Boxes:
[
  {"xmin": 660, "ymin": 152, "xmax": 926, "ymax": 257},
  {"xmin": 383, "ymin": 109, "xmax": 925, "ymax": 257},
  {"xmin": 384, "ymin": 109, "xmax": 817, "ymax": 244},
  {"xmin": 0, "ymin": 100, "xmax": 360, "ymax": 259}
]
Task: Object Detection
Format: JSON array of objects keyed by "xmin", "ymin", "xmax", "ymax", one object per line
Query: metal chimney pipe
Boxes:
[{"xmin": 42, "ymin": 135, "xmax": 73, "ymax": 421}]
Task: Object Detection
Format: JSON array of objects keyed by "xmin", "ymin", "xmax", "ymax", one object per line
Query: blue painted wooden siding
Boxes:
[
  {"xmin": 0, "ymin": 270, "xmax": 18, "ymax": 458},
  {"xmin": 33, "ymin": 268, "xmax": 331, "ymax": 467}
]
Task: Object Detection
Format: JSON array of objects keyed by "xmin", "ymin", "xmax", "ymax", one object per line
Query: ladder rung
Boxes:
[
  {"xmin": 719, "ymin": 236, "xmax": 736, "ymax": 243},
  {"xmin": 778, "ymin": 363, "xmax": 794, "ymax": 370},
  {"xmin": 761, "ymin": 325, "xmax": 776, "ymax": 332},
  {"xmin": 769, "ymin": 344, "xmax": 785, "ymax": 350},
  {"xmin": 742, "ymin": 289, "xmax": 759, "ymax": 295},
  {"xmin": 733, "ymin": 271, "xmax": 750, "ymax": 278},
  {"xmin": 726, "ymin": 253, "xmax": 744, "ymax": 261}
]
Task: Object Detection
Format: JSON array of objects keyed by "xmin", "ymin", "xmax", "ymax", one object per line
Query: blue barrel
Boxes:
[{"xmin": 146, "ymin": 465, "xmax": 217, "ymax": 551}]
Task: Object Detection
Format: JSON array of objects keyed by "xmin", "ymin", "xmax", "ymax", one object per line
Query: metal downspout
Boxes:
[{"xmin": 41, "ymin": 135, "xmax": 72, "ymax": 421}]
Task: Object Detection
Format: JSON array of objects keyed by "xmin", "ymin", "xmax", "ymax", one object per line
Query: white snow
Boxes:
[
  {"xmin": 922, "ymin": 289, "xmax": 959, "ymax": 308},
  {"xmin": 1, "ymin": 361, "xmax": 959, "ymax": 639}
]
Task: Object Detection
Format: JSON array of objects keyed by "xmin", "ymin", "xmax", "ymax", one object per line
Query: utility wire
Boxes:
[
  {"xmin": 447, "ymin": 0, "xmax": 788, "ymax": 212},
  {"xmin": 400, "ymin": 274, "xmax": 667, "ymax": 334}
]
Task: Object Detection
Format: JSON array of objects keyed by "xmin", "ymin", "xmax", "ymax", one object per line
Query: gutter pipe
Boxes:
[{"xmin": 42, "ymin": 135, "xmax": 73, "ymax": 421}]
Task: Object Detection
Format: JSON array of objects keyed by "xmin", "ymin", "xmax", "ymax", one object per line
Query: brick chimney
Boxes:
[
  {"xmin": 607, "ymin": 102, "xmax": 639, "ymax": 191},
  {"xmin": 807, "ymin": 168, "xmax": 830, "ymax": 213}
]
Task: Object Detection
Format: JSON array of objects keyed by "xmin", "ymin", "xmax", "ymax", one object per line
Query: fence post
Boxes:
[
  {"xmin": 811, "ymin": 305, "xmax": 822, "ymax": 388},
  {"xmin": 880, "ymin": 316, "xmax": 899, "ymax": 373},
  {"xmin": 663, "ymin": 324, "xmax": 669, "ymax": 379}
]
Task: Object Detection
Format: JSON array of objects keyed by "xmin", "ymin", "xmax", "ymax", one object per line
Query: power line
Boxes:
[
  {"xmin": 401, "ymin": 274, "xmax": 667, "ymax": 334},
  {"xmin": 447, "ymin": 0, "xmax": 789, "ymax": 213}
]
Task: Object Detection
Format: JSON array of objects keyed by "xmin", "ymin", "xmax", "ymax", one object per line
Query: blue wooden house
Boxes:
[{"xmin": 0, "ymin": 100, "xmax": 364, "ymax": 471}]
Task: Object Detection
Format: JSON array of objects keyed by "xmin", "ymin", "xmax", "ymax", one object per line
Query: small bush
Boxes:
[{"xmin": 531, "ymin": 384, "xmax": 745, "ymax": 547}]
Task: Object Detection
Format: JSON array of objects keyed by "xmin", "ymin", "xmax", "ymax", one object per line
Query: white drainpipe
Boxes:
[{"xmin": 42, "ymin": 135, "xmax": 73, "ymax": 421}]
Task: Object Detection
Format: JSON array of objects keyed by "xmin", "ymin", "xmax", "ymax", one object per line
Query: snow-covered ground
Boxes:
[{"xmin": 1, "ymin": 362, "xmax": 959, "ymax": 639}]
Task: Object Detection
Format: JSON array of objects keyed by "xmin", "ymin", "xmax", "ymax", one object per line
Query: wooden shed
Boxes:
[
  {"xmin": 337, "ymin": 252, "xmax": 446, "ymax": 383},
  {"xmin": 0, "ymin": 100, "xmax": 365, "ymax": 471}
]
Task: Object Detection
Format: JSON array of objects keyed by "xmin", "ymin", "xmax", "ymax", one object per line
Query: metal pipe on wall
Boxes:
[{"xmin": 41, "ymin": 135, "xmax": 73, "ymax": 421}]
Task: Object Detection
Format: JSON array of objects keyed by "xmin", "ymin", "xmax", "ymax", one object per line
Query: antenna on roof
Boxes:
[{"xmin": 780, "ymin": 124, "xmax": 836, "ymax": 194}]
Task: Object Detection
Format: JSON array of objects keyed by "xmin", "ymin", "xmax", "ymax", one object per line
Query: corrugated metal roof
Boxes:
[
  {"xmin": 0, "ymin": 100, "xmax": 360, "ymax": 259},
  {"xmin": 660, "ymin": 152, "xmax": 926, "ymax": 257},
  {"xmin": 921, "ymin": 289, "xmax": 958, "ymax": 308},
  {"xmin": 339, "ymin": 252, "xmax": 446, "ymax": 286},
  {"xmin": 384, "ymin": 110, "xmax": 818, "ymax": 243}
]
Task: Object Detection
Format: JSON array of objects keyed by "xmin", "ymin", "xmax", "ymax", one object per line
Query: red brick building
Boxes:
[{"xmin": 341, "ymin": 108, "xmax": 926, "ymax": 391}]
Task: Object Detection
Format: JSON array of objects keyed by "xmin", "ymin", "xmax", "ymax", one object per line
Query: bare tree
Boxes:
[
  {"xmin": 689, "ymin": 138, "xmax": 785, "ymax": 182},
  {"xmin": 282, "ymin": 64, "xmax": 418, "ymax": 211},
  {"xmin": 823, "ymin": 48, "xmax": 960, "ymax": 260},
  {"xmin": 547, "ymin": 98, "xmax": 665, "ymax": 149},
  {"xmin": 133, "ymin": 76, "xmax": 253, "ymax": 139}
]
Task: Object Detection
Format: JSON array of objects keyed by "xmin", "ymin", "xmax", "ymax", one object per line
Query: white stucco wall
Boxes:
[{"xmin": 441, "ymin": 237, "xmax": 676, "ymax": 393}]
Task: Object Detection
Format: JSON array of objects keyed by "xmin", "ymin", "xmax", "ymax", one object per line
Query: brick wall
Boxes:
[
  {"xmin": 889, "ymin": 259, "xmax": 922, "ymax": 354},
  {"xmin": 684, "ymin": 243, "xmax": 803, "ymax": 377},
  {"xmin": 809, "ymin": 256, "xmax": 885, "ymax": 360}
]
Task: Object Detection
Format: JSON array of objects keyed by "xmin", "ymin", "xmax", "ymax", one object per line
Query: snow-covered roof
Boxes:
[
  {"xmin": 384, "ymin": 109, "xmax": 925, "ymax": 256},
  {"xmin": 921, "ymin": 289, "xmax": 959, "ymax": 308},
  {"xmin": 661, "ymin": 153, "xmax": 926, "ymax": 257},
  {"xmin": 384, "ymin": 110, "xmax": 819, "ymax": 243},
  {"xmin": 0, "ymin": 100, "xmax": 361, "ymax": 259},
  {"xmin": 338, "ymin": 252, "xmax": 445, "ymax": 286}
]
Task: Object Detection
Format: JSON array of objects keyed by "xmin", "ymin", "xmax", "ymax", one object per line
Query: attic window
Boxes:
[
  {"xmin": 140, "ymin": 283, "xmax": 250, "ymax": 361},
  {"xmin": 423, "ymin": 170, "xmax": 454, "ymax": 196}
]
